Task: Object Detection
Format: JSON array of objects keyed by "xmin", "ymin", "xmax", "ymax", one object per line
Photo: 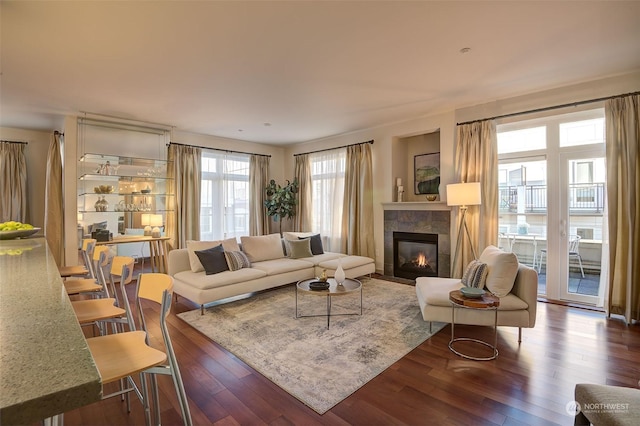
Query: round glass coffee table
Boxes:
[
  {"xmin": 295, "ymin": 278, "xmax": 362, "ymax": 329},
  {"xmin": 448, "ymin": 289, "xmax": 500, "ymax": 361}
]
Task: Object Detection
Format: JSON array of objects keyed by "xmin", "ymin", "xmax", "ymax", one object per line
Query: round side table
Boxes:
[{"xmin": 448, "ymin": 289, "xmax": 500, "ymax": 361}]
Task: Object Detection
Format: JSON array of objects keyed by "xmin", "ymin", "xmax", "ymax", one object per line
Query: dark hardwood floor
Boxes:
[{"xmin": 64, "ymin": 268, "xmax": 640, "ymax": 426}]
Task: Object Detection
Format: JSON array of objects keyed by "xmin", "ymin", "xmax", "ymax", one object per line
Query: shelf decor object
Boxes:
[{"xmin": 447, "ymin": 182, "xmax": 482, "ymax": 271}]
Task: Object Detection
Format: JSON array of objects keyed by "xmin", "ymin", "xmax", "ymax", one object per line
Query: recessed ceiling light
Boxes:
[{"xmin": 459, "ymin": 47, "xmax": 471, "ymax": 54}]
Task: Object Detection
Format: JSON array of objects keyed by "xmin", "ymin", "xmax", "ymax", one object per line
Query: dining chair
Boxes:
[{"xmin": 85, "ymin": 273, "xmax": 193, "ymax": 426}]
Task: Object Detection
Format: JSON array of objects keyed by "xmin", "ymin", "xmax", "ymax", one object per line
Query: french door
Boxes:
[{"xmin": 498, "ymin": 108, "xmax": 606, "ymax": 306}]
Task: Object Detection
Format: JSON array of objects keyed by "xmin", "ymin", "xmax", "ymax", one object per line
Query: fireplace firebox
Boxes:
[{"xmin": 393, "ymin": 231, "xmax": 438, "ymax": 280}]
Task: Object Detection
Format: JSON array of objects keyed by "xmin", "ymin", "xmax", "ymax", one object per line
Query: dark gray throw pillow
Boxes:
[
  {"xmin": 299, "ymin": 233, "xmax": 324, "ymax": 255},
  {"xmin": 194, "ymin": 244, "xmax": 229, "ymax": 275}
]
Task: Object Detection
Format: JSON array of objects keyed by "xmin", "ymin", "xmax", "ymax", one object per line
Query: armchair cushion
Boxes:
[{"xmin": 479, "ymin": 245, "xmax": 519, "ymax": 297}]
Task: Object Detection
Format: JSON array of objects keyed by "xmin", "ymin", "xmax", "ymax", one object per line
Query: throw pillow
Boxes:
[
  {"xmin": 186, "ymin": 238, "xmax": 240, "ymax": 272},
  {"xmin": 479, "ymin": 245, "xmax": 519, "ymax": 297},
  {"xmin": 194, "ymin": 244, "xmax": 229, "ymax": 275},
  {"xmin": 224, "ymin": 250, "xmax": 252, "ymax": 271},
  {"xmin": 298, "ymin": 233, "xmax": 324, "ymax": 255},
  {"xmin": 240, "ymin": 234, "xmax": 284, "ymax": 263},
  {"xmin": 288, "ymin": 238, "xmax": 313, "ymax": 259},
  {"xmin": 461, "ymin": 259, "xmax": 488, "ymax": 289}
]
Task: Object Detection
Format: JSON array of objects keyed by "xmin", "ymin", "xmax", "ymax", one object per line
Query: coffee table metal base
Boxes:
[{"xmin": 295, "ymin": 278, "xmax": 362, "ymax": 329}]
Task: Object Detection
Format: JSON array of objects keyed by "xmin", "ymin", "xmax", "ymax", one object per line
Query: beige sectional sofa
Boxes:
[{"xmin": 167, "ymin": 232, "xmax": 375, "ymax": 313}]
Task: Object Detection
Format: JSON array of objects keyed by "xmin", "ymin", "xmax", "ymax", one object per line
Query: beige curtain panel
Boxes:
[
  {"xmin": 605, "ymin": 94, "xmax": 640, "ymax": 324},
  {"xmin": 453, "ymin": 120, "xmax": 498, "ymax": 278},
  {"xmin": 44, "ymin": 133, "xmax": 64, "ymax": 266},
  {"xmin": 167, "ymin": 144, "xmax": 201, "ymax": 250},
  {"xmin": 0, "ymin": 141, "xmax": 27, "ymax": 223},
  {"xmin": 294, "ymin": 153, "xmax": 312, "ymax": 232},
  {"xmin": 341, "ymin": 143, "xmax": 374, "ymax": 257},
  {"xmin": 249, "ymin": 154, "xmax": 270, "ymax": 236}
]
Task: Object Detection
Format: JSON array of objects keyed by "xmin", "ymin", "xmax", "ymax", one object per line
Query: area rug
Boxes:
[{"xmin": 177, "ymin": 278, "xmax": 445, "ymax": 414}]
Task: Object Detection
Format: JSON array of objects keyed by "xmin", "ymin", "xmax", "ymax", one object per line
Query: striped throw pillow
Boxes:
[
  {"xmin": 224, "ymin": 250, "xmax": 251, "ymax": 271},
  {"xmin": 461, "ymin": 260, "xmax": 488, "ymax": 289}
]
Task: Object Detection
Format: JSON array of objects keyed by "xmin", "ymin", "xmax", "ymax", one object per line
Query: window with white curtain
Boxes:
[
  {"xmin": 200, "ymin": 151, "xmax": 250, "ymax": 241},
  {"xmin": 310, "ymin": 149, "xmax": 346, "ymax": 252}
]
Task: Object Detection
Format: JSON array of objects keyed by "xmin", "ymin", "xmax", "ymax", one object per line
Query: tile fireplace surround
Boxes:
[{"xmin": 383, "ymin": 203, "xmax": 451, "ymax": 279}]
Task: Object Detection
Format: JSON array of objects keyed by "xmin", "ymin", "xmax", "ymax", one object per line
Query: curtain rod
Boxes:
[
  {"xmin": 456, "ymin": 90, "xmax": 640, "ymax": 126},
  {"xmin": 0, "ymin": 140, "xmax": 28, "ymax": 145},
  {"xmin": 168, "ymin": 142, "xmax": 271, "ymax": 158},
  {"xmin": 293, "ymin": 139, "xmax": 374, "ymax": 157}
]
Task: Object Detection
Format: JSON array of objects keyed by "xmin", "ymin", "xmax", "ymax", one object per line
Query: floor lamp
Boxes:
[{"xmin": 447, "ymin": 182, "xmax": 482, "ymax": 273}]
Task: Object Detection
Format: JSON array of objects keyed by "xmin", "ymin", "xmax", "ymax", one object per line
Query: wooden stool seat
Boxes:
[
  {"xmin": 72, "ymin": 298, "xmax": 125, "ymax": 324},
  {"xmin": 59, "ymin": 265, "xmax": 89, "ymax": 278},
  {"xmin": 65, "ymin": 278, "xmax": 102, "ymax": 295},
  {"xmin": 86, "ymin": 331, "xmax": 167, "ymax": 383}
]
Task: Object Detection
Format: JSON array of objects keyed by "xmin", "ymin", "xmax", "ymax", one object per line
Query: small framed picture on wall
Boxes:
[{"xmin": 414, "ymin": 153, "xmax": 440, "ymax": 195}]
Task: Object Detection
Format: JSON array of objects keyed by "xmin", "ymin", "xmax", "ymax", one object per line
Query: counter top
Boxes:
[{"xmin": 0, "ymin": 238, "xmax": 102, "ymax": 424}]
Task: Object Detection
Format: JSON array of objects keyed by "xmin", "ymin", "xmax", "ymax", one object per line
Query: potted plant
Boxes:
[{"xmin": 264, "ymin": 178, "xmax": 299, "ymax": 236}]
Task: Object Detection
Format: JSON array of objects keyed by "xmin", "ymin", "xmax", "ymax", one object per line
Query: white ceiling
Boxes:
[{"xmin": 2, "ymin": 1, "xmax": 639, "ymax": 145}]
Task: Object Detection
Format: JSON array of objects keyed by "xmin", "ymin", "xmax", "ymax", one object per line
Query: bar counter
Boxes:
[{"xmin": 0, "ymin": 237, "xmax": 102, "ymax": 424}]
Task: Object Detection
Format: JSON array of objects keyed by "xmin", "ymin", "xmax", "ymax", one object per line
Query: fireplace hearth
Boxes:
[{"xmin": 393, "ymin": 231, "xmax": 438, "ymax": 280}]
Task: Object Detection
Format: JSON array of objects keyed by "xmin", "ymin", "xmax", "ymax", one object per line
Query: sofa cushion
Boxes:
[
  {"xmin": 288, "ymin": 238, "xmax": 313, "ymax": 259},
  {"xmin": 299, "ymin": 234, "xmax": 324, "ymax": 255},
  {"xmin": 194, "ymin": 244, "xmax": 229, "ymax": 275},
  {"xmin": 318, "ymin": 255, "xmax": 373, "ymax": 270},
  {"xmin": 174, "ymin": 268, "xmax": 267, "ymax": 291},
  {"xmin": 461, "ymin": 259, "xmax": 488, "ymax": 289},
  {"xmin": 297, "ymin": 252, "xmax": 344, "ymax": 266},
  {"xmin": 240, "ymin": 234, "xmax": 284, "ymax": 263},
  {"xmin": 251, "ymin": 258, "xmax": 314, "ymax": 276},
  {"xmin": 186, "ymin": 238, "xmax": 240, "ymax": 272},
  {"xmin": 479, "ymin": 245, "xmax": 519, "ymax": 297},
  {"xmin": 224, "ymin": 250, "xmax": 251, "ymax": 271}
]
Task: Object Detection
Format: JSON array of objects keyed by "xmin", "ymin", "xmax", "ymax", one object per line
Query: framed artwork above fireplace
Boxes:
[{"xmin": 414, "ymin": 152, "xmax": 440, "ymax": 195}]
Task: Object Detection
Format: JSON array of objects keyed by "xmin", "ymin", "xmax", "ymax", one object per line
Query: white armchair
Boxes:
[{"xmin": 415, "ymin": 245, "xmax": 538, "ymax": 343}]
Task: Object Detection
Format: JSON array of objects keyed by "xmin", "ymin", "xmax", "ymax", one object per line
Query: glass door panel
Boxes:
[
  {"xmin": 498, "ymin": 158, "xmax": 548, "ymax": 294},
  {"xmin": 558, "ymin": 154, "xmax": 604, "ymax": 304}
]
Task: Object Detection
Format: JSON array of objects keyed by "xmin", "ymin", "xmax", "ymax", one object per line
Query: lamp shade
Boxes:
[
  {"xmin": 446, "ymin": 182, "xmax": 481, "ymax": 207},
  {"xmin": 141, "ymin": 214, "xmax": 152, "ymax": 226},
  {"xmin": 149, "ymin": 214, "xmax": 163, "ymax": 227}
]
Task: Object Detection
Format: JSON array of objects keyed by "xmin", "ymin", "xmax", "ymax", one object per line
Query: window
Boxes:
[
  {"xmin": 310, "ymin": 149, "xmax": 346, "ymax": 251},
  {"xmin": 200, "ymin": 151, "xmax": 250, "ymax": 241}
]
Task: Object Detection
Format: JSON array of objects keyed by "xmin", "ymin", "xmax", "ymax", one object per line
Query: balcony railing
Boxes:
[{"xmin": 499, "ymin": 183, "xmax": 605, "ymax": 214}]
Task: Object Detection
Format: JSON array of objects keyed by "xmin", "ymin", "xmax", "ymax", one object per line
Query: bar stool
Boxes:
[
  {"xmin": 64, "ymin": 245, "xmax": 110, "ymax": 296},
  {"xmin": 71, "ymin": 256, "xmax": 135, "ymax": 335},
  {"xmin": 58, "ymin": 238, "xmax": 95, "ymax": 278},
  {"xmin": 85, "ymin": 273, "xmax": 193, "ymax": 426}
]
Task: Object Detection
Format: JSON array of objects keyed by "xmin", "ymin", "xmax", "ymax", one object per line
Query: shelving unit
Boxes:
[{"xmin": 77, "ymin": 153, "xmax": 173, "ymax": 234}]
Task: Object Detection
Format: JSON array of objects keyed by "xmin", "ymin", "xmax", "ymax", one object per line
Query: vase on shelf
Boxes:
[{"xmin": 334, "ymin": 261, "xmax": 346, "ymax": 285}]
